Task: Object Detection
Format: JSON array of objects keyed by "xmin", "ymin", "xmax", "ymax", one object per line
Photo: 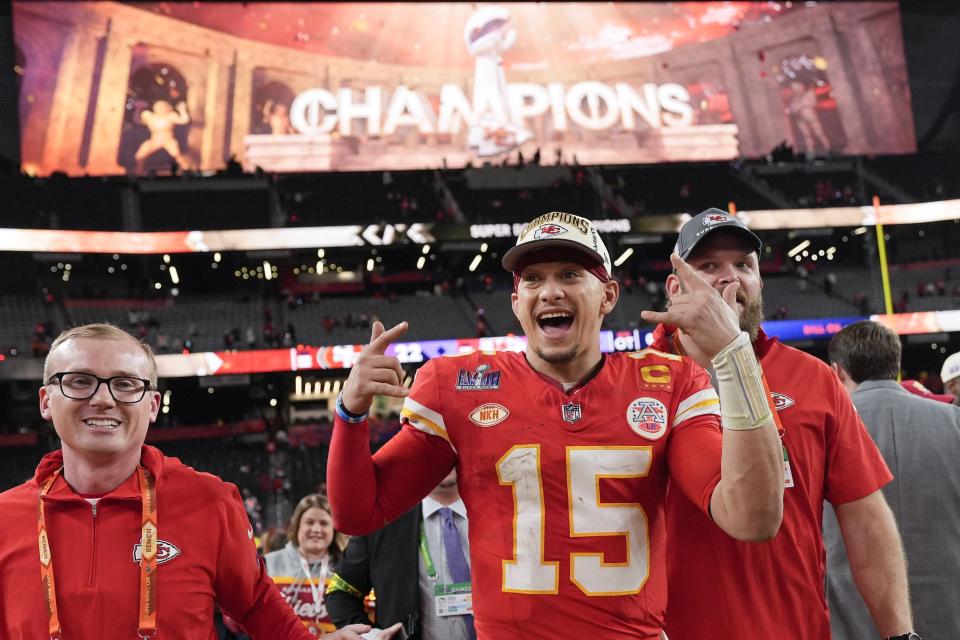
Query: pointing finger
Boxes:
[
  {"xmin": 641, "ymin": 309, "xmax": 670, "ymax": 325},
  {"xmin": 369, "ymin": 321, "xmax": 385, "ymax": 345},
  {"xmin": 368, "ymin": 321, "xmax": 409, "ymax": 354},
  {"xmin": 670, "ymin": 254, "xmax": 710, "ymax": 293},
  {"xmin": 721, "ymin": 281, "xmax": 740, "ymax": 309}
]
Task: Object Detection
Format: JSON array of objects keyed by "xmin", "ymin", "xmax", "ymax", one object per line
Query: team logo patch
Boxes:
[
  {"xmin": 703, "ymin": 213, "xmax": 732, "ymax": 226},
  {"xmin": 562, "ymin": 402, "xmax": 582, "ymax": 424},
  {"xmin": 532, "ymin": 224, "xmax": 567, "ymax": 240},
  {"xmin": 132, "ymin": 539, "xmax": 181, "ymax": 565},
  {"xmin": 469, "ymin": 403, "xmax": 509, "ymax": 427},
  {"xmin": 770, "ymin": 392, "xmax": 795, "ymax": 411},
  {"xmin": 456, "ymin": 364, "xmax": 502, "ymax": 390},
  {"xmin": 626, "ymin": 397, "xmax": 668, "ymax": 440}
]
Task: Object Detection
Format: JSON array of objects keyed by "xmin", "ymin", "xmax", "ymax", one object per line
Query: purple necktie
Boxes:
[{"xmin": 439, "ymin": 507, "xmax": 476, "ymax": 640}]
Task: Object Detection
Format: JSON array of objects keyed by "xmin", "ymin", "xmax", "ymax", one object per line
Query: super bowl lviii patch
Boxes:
[{"xmin": 456, "ymin": 364, "xmax": 501, "ymax": 391}]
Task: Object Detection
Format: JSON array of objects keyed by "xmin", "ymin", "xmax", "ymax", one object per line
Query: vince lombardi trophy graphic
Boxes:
[{"xmin": 463, "ymin": 6, "xmax": 533, "ymax": 157}]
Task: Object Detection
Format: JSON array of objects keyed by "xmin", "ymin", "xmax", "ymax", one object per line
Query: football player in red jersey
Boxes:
[
  {"xmin": 327, "ymin": 211, "xmax": 784, "ymax": 639},
  {"xmin": 648, "ymin": 208, "xmax": 916, "ymax": 640}
]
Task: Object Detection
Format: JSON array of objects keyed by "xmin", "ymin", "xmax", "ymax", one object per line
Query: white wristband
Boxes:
[{"xmin": 711, "ymin": 332, "xmax": 772, "ymax": 431}]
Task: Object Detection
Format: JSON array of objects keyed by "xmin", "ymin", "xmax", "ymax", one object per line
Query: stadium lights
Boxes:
[
  {"xmin": 163, "ymin": 254, "xmax": 171, "ymax": 264},
  {"xmin": 263, "ymin": 260, "xmax": 272, "ymax": 280},
  {"xmin": 317, "ymin": 248, "xmax": 325, "ymax": 258},
  {"xmin": 366, "ymin": 258, "xmax": 375, "ymax": 271},
  {"xmin": 480, "ymin": 243, "xmax": 488, "ymax": 253},
  {"xmin": 154, "ymin": 282, "xmax": 161, "ymax": 290},
  {"xmin": 422, "ymin": 244, "xmax": 431, "ymax": 255},
  {"xmin": 853, "ymin": 227, "xmax": 867, "ymax": 235},
  {"xmin": 169, "ymin": 266, "xmax": 180, "ymax": 284},
  {"xmin": 417, "ymin": 256, "xmax": 426, "ymax": 270},
  {"xmin": 468, "ymin": 255, "xmax": 483, "ymax": 272},
  {"xmin": 787, "ymin": 240, "xmax": 810, "ymax": 258},
  {"xmin": 614, "ymin": 248, "xmax": 634, "ymax": 267},
  {"xmin": 213, "ymin": 252, "xmax": 221, "ymax": 262}
]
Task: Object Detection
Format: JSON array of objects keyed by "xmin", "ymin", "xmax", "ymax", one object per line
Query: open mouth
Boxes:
[{"xmin": 537, "ymin": 311, "xmax": 574, "ymax": 338}]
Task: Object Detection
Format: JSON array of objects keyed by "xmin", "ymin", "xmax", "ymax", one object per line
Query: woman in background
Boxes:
[{"xmin": 265, "ymin": 494, "xmax": 348, "ymax": 636}]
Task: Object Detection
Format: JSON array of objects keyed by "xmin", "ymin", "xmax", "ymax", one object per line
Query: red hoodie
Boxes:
[{"xmin": 0, "ymin": 445, "xmax": 312, "ymax": 640}]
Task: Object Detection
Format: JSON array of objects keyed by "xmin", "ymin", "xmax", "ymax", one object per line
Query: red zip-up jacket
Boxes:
[{"xmin": 0, "ymin": 445, "xmax": 313, "ymax": 640}]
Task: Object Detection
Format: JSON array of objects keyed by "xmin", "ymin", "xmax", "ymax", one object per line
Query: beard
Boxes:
[
  {"xmin": 533, "ymin": 345, "xmax": 580, "ymax": 364},
  {"xmin": 739, "ymin": 291, "xmax": 765, "ymax": 341}
]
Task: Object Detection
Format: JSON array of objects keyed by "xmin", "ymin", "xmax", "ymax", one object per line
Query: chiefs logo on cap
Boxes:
[
  {"xmin": 703, "ymin": 213, "xmax": 731, "ymax": 225},
  {"xmin": 533, "ymin": 224, "xmax": 567, "ymax": 240}
]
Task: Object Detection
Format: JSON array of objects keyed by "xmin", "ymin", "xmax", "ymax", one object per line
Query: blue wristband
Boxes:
[{"xmin": 335, "ymin": 392, "xmax": 368, "ymax": 424}]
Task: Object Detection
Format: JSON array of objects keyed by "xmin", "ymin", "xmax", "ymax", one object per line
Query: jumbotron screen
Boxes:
[{"xmin": 13, "ymin": 1, "xmax": 914, "ymax": 176}]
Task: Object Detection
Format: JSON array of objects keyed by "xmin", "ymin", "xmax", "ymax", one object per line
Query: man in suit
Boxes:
[
  {"xmin": 326, "ymin": 470, "xmax": 472, "ymax": 640},
  {"xmin": 826, "ymin": 320, "xmax": 960, "ymax": 639}
]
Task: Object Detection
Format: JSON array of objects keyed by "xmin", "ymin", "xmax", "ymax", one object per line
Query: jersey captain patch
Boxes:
[{"xmin": 626, "ymin": 397, "xmax": 668, "ymax": 440}]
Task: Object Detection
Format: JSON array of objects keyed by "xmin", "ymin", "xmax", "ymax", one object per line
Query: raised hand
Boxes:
[
  {"xmin": 340, "ymin": 321, "xmax": 410, "ymax": 415},
  {"xmin": 640, "ymin": 253, "xmax": 742, "ymax": 360}
]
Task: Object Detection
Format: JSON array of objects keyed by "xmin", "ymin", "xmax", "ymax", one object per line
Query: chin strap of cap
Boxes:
[{"xmin": 711, "ymin": 331, "xmax": 773, "ymax": 431}]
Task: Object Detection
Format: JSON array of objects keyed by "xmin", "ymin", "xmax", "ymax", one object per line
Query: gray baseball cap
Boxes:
[{"xmin": 675, "ymin": 208, "xmax": 762, "ymax": 260}]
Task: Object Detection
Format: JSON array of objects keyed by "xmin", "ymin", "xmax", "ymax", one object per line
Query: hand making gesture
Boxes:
[
  {"xmin": 641, "ymin": 253, "xmax": 742, "ymax": 360},
  {"xmin": 340, "ymin": 321, "xmax": 410, "ymax": 415}
]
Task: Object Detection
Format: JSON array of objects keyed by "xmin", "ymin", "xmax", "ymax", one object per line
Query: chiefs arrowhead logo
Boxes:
[
  {"xmin": 532, "ymin": 224, "xmax": 567, "ymax": 240},
  {"xmin": 133, "ymin": 539, "xmax": 181, "ymax": 565},
  {"xmin": 704, "ymin": 213, "xmax": 731, "ymax": 225},
  {"xmin": 770, "ymin": 392, "xmax": 795, "ymax": 411}
]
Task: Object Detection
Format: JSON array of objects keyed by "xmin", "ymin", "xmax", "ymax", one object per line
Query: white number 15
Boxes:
[{"xmin": 496, "ymin": 445, "xmax": 652, "ymax": 596}]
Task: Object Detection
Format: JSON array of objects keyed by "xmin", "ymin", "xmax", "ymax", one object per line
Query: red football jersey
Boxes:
[
  {"xmin": 652, "ymin": 326, "xmax": 893, "ymax": 640},
  {"xmin": 396, "ymin": 350, "xmax": 723, "ymax": 640}
]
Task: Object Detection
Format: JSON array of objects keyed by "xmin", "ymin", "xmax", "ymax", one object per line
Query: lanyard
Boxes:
[
  {"xmin": 417, "ymin": 517, "xmax": 437, "ymax": 580},
  {"xmin": 37, "ymin": 466, "xmax": 158, "ymax": 639},
  {"xmin": 296, "ymin": 553, "xmax": 329, "ymax": 613}
]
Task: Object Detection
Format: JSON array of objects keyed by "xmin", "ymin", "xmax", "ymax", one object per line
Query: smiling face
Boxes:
[
  {"xmin": 39, "ymin": 337, "xmax": 160, "ymax": 466},
  {"xmin": 668, "ymin": 231, "xmax": 764, "ymax": 339},
  {"xmin": 296, "ymin": 506, "xmax": 334, "ymax": 561},
  {"xmin": 512, "ymin": 260, "xmax": 618, "ymax": 380}
]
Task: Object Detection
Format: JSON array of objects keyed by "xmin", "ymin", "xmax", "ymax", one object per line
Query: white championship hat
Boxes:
[
  {"xmin": 501, "ymin": 211, "xmax": 612, "ymax": 277},
  {"xmin": 941, "ymin": 351, "xmax": 960, "ymax": 384}
]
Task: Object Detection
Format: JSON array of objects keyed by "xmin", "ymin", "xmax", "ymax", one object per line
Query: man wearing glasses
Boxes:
[{"xmin": 0, "ymin": 324, "xmax": 387, "ymax": 640}]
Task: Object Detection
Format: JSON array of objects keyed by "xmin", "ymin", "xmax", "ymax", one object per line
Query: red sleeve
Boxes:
[
  {"xmin": 328, "ymin": 360, "xmax": 457, "ymax": 535},
  {"xmin": 214, "ymin": 484, "xmax": 313, "ymax": 640},
  {"xmin": 666, "ymin": 359, "xmax": 723, "ymax": 516},
  {"xmin": 823, "ymin": 370, "xmax": 893, "ymax": 505}
]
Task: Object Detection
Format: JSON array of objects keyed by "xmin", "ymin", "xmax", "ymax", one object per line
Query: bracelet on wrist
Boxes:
[{"xmin": 335, "ymin": 392, "xmax": 368, "ymax": 424}]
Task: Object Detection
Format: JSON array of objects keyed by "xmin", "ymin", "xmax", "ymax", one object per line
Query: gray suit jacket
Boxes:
[{"xmin": 824, "ymin": 379, "xmax": 960, "ymax": 639}]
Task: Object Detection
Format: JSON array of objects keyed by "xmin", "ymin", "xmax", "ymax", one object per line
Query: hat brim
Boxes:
[
  {"xmin": 680, "ymin": 225, "xmax": 762, "ymax": 260},
  {"xmin": 502, "ymin": 238, "xmax": 605, "ymax": 272}
]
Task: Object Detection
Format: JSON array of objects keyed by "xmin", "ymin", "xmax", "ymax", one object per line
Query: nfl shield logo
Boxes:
[{"xmin": 562, "ymin": 402, "xmax": 582, "ymax": 424}]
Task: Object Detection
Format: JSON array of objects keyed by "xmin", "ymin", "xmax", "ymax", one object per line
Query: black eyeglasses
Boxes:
[{"xmin": 46, "ymin": 372, "xmax": 153, "ymax": 404}]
